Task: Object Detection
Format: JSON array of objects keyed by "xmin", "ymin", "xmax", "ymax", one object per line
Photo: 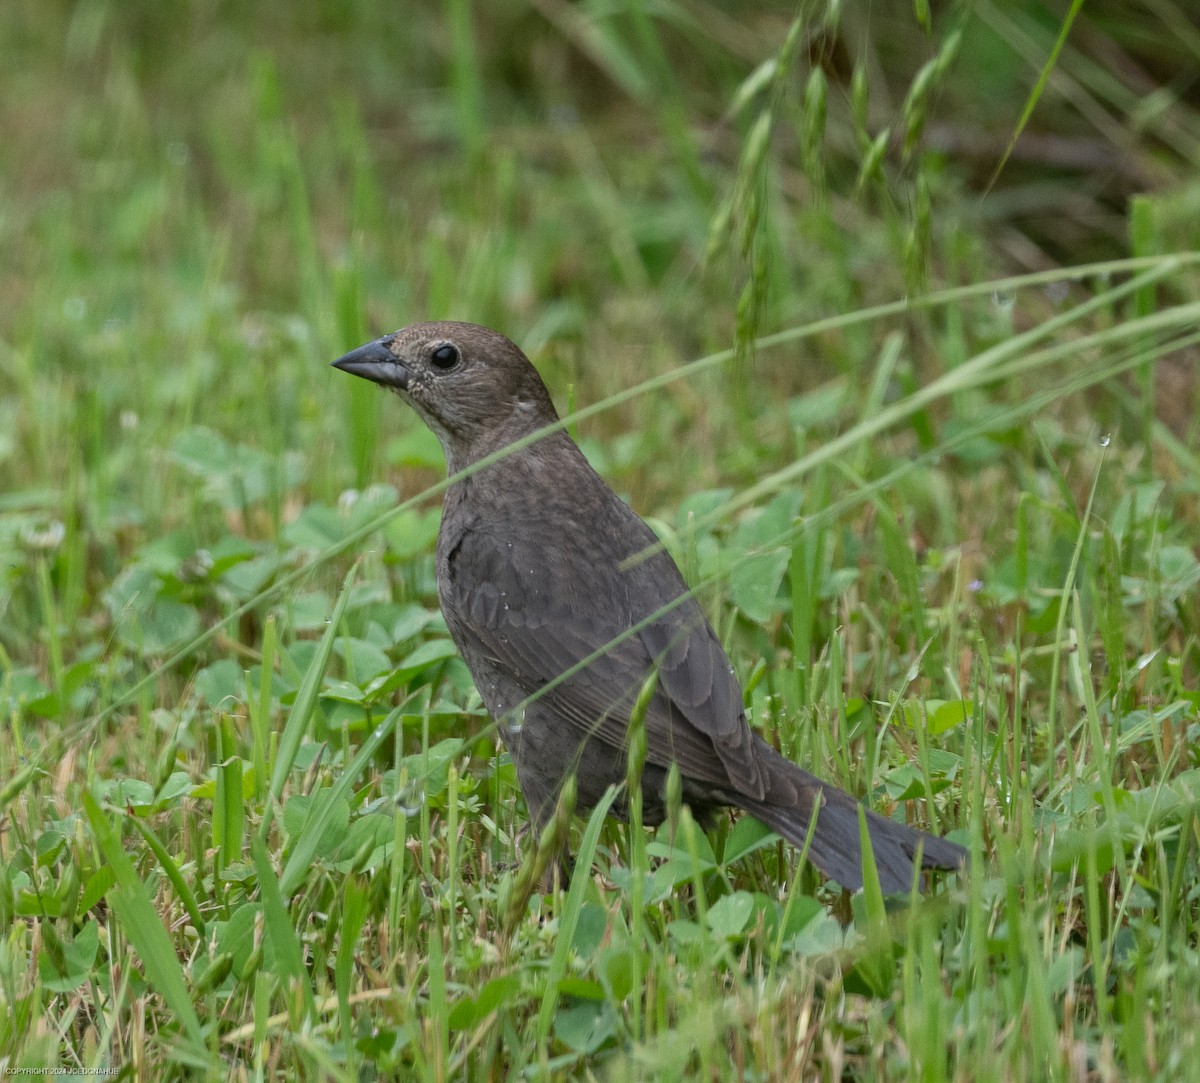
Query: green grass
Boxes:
[{"xmin": 2, "ymin": 1, "xmax": 1200, "ymax": 1078}]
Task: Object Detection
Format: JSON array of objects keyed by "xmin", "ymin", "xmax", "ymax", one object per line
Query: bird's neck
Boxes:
[
  {"xmin": 443, "ymin": 400, "xmax": 563, "ymax": 476},
  {"xmin": 444, "ymin": 425, "xmax": 581, "ymax": 499}
]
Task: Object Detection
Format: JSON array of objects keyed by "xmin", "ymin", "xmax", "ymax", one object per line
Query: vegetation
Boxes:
[{"xmin": 2, "ymin": 0, "xmax": 1198, "ymax": 1078}]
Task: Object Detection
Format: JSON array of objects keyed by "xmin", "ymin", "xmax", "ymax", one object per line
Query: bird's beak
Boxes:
[{"xmin": 331, "ymin": 336, "xmax": 411, "ymax": 390}]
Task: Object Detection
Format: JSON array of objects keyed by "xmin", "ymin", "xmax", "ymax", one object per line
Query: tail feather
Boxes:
[{"xmin": 742, "ymin": 784, "xmax": 966, "ymax": 894}]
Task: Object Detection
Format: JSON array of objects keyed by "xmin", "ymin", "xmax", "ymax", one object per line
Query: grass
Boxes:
[{"xmin": 2, "ymin": 0, "xmax": 1200, "ymax": 1078}]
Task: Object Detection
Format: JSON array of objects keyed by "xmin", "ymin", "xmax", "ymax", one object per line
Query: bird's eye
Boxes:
[{"xmin": 430, "ymin": 343, "xmax": 460, "ymax": 370}]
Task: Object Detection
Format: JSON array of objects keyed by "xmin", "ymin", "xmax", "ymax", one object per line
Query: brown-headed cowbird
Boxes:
[{"xmin": 333, "ymin": 321, "xmax": 966, "ymax": 892}]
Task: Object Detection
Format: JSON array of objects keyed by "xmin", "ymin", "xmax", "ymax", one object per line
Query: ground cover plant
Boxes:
[{"xmin": 1, "ymin": 0, "xmax": 1199, "ymax": 1078}]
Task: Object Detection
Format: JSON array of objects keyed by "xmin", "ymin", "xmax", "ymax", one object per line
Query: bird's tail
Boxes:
[{"xmin": 741, "ymin": 772, "xmax": 966, "ymax": 894}]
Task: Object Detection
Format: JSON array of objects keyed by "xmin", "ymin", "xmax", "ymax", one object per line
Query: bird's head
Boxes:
[{"xmin": 332, "ymin": 321, "xmax": 559, "ymax": 470}]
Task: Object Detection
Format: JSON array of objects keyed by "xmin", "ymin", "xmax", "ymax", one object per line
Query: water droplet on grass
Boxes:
[
  {"xmin": 505, "ymin": 705, "xmax": 526, "ymax": 735},
  {"xmin": 396, "ymin": 780, "xmax": 425, "ymax": 816},
  {"xmin": 1043, "ymin": 281, "xmax": 1069, "ymax": 305},
  {"xmin": 20, "ymin": 520, "xmax": 65, "ymax": 551}
]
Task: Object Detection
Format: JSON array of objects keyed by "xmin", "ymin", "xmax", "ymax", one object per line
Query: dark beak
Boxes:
[{"xmin": 331, "ymin": 336, "xmax": 411, "ymax": 390}]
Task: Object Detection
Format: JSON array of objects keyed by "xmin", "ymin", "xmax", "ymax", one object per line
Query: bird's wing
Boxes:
[
  {"xmin": 637, "ymin": 595, "xmax": 766, "ymax": 798},
  {"xmin": 443, "ymin": 521, "xmax": 766, "ymax": 798}
]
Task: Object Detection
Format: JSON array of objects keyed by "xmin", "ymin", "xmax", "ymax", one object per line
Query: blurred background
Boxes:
[
  {"xmin": 4, "ymin": 0, "xmax": 1197, "ymax": 683},
  {"xmin": 4, "ymin": 0, "xmax": 1197, "ymax": 507}
]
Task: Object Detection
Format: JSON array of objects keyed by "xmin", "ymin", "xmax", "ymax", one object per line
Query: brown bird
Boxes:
[{"xmin": 333, "ymin": 321, "xmax": 965, "ymax": 892}]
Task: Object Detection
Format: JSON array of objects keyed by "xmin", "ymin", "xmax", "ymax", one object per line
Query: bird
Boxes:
[{"xmin": 332, "ymin": 321, "xmax": 966, "ymax": 893}]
